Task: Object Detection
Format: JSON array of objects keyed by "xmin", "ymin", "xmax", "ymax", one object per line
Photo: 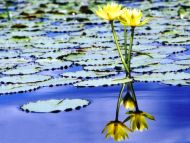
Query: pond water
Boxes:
[{"xmin": 0, "ymin": 83, "xmax": 190, "ymax": 143}]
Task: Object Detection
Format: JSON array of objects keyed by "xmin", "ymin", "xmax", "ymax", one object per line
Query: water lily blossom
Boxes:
[
  {"xmin": 125, "ymin": 111, "xmax": 155, "ymax": 131},
  {"xmin": 95, "ymin": 3, "xmax": 124, "ymax": 21},
  {"xmin": 102, "ymin": 120, "xmax": 132, "ymax": 141},
  {"xmin": 122, "ymin": 92, "xmax": 136, "ymax": 110},
  {"xmin": 118, "ymin": 8, "xmax": 150, "ymax": 27}
]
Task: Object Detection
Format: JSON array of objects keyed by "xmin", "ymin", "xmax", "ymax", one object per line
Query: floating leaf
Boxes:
[
  {"xmin": 0, "ymin": 75, "xmax": 52, "ymax": 84},
  {"xmin": 0, "ymin": 84, "xmax": 40, "ymax": 95},
  {"xmin": 74, "ymin": 77, "xmax": 132, "ymax": 87},
  {"xmin": 162, "ymin": 79, "xmax": 190, "ymax": 86},
  {"xmin": 21, "ymin": 99, "xmax": 90, "ymax": 113},
  {"xmin": 38, "ymin": 77, "xmax": 81, "ymax": 87},
  {"xmin": 61, "ymin": 70, "xmax": 117, "ymax": 78},
  {"xmin": 36, "ymin": 59, "xmax": 72, "ymax": 70},
  {"xmin": 175, "ymin": 60, "xmax": 190, "ymax": 65},
  {"xmin": 134, "ymin": 72, "xmax": 190, "ymax": 82},
  {"xmin": 133, "ymin": 64, "xmax": 189, "ymax": 73},
  {"xmin": 2, "ymin": 64, "xmax": 41, "ymax": 75}
]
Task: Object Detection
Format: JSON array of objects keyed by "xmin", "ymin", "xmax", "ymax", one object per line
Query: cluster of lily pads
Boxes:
[{"xmin": 0, "ymin": 0, "xmax": 189, "ymax": 96}]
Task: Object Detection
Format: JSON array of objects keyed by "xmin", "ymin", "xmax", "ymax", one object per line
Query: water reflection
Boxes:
[
  {"xmin": 0, "ymin": 83, "xmax": 190, "ymax": 143},
  {"xmin": 102, "ymin": 82, "xmax": 155, "ymax": 141}
]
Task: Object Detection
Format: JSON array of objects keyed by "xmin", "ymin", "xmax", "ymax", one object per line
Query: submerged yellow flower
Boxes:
[
  {"xmin": 118, "ymin": 8, "xmax": 150, "ymax": 27},
  {"xmin": 122, "ymin": 92, "xmax": 136, "ymax": 110},
  {"xmin": 95, "ymin": 3, "xmax": 124, "ymax": 21},
  {"xmin": 102, "ymin": 120, "xmax": 131, "ymax": 141},
  {"xmin": 126, "ymin": 111, "xmax": 155, "ymax": 131}
]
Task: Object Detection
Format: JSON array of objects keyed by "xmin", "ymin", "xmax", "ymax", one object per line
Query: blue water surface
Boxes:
[{"xmin": 0, "ymin": 83, "xmax": 189, "ymax": 143}]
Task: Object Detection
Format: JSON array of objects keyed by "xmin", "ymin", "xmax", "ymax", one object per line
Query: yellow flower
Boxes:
[
  {"xmin": 118, "ymin": 8, "xmax": 150, "ymax": 27},
  {"xmin": 122, "ymin": 92, "xmax": 136, "ymax": 110},
  {"xmin": 102, "ymin": 120, "xmax": 131, "ymax": 141},
  {"xmin": 95, "ymin": 3, "xmax": 124, "ymax": 21},
  {"xmin": 126, "ymin": 111, "xmax": 155, "ymax": 131}
]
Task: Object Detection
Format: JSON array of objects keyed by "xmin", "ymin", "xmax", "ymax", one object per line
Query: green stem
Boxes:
[
  {"xmin": 129, "ymin": 82, "xmax": 139, "ymax": 111},
  {"xmin": 127, "ymin": 27, "xmax": 135, "ymax": 77},
  {"xmin": 110, "ymin": 21, "xmax": 129, "ymax": 74},
  {"xmin": 115, "ymin": 83, "xmax": 126, "ymax": 121},
  {"xmin": 5, "ymin": 1, "xmax": 11, "ymax": 21},
  {"xmin": 124, "ymin": 26, "xmax": 128, "ymax": 63}
]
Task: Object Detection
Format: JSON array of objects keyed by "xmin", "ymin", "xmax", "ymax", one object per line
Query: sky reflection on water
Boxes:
[{"xmin": 0, "ymin": 83, "xmax": 189, "ymax": 143}]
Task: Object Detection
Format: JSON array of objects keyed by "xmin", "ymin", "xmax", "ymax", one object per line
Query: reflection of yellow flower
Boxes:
[
  {"xmin": 122, "ymin": 92, "xmax": 136, "ymax": 110},
  {"xmin": 95, "ymin": 3, "xmax": 124, "ymax": 21},
  {"xmin": 126, "ymin": 111, "xmax": 155, "ymax": 131},
  {"xmin": 102, "ymin": 120, "xmax": 131, "ymax": 141},
  {"xmin": 118, "ymin": 8, "xmax": 150, "ymax": 27}
]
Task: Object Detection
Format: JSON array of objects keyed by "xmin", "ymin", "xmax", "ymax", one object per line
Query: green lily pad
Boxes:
[
  {"xmin": 20, "ymin": 99, "xmax": 90, "ymax": 113},
  {"xmin": 133, "ymin": 64, "xmax": 189, "ymax": 73},
  {"xmin": 74, "ymin": 77, "xmax": 132, "ymax": 87},
  {"xmin": 0, "ymin": 83, "xmax": 40, "ymax": 95},
  {"xmin": 36, "ymin": 59, "xmax": 72, "ymax": 70},
  {"xmin": 175, "ymin": 59, "xmax": 190, "ymax": 65},
  {"xmin": 162, "ymin": 79, "xmax": 190, "ymax": 86},
  {"xmin": 2, "ymin": 64, "xmax": 41, "ymax": 75},
  {"xmin": 134, "ymin": 72, "xmax": 190, "ymax": 82},
  {"xmin": 38, "ymin": 77, "xmax": 81, "ymax": 87},
  {"xmin": 61, "ymin": 70, "xmax": 117, "ymax": 78},
  {"xmin": 0, "ymin": 58, "xmax": 31, "ymax": 70},
  {"xmin": 0, "ymin": 75, "xmax": 52, "ymax": 84}
]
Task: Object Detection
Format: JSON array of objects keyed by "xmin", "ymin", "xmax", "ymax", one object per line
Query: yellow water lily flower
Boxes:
[
  {"xmin": 95, "ymin": 3, "xmax": 124, "ymax": 21},
  {"xmin": 126, "ymin": 111, "xmax": 155, "ymax": 131},
  {"xmin": 102, "ymin": 120, "xmax": 131, "ymax": 141},
  {"xmin": 118, "ymin": 8, "xmax": 150, "ymax": 27},
  {"xmin": 122, "ymin": 92, "xmax": 136, "ymax": 110}
]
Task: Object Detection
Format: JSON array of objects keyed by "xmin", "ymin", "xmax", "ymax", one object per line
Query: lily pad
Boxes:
[
  {"xmin": 20, "ymin": 99, "xmax": 90, "ymax": 113},
  {"xmin": 38, "ymin": 77, "xmax": 81, "ymax": 87},
  {"xmin": 162, "ymin": 79, "xmax": 190, "ymax": 86},
  {"xmin": 134, "ymin": 72, "xmax": 190, "ymax": 82},
  {"xmin": 0, "ymin": 75, "xmax": 52, "ymax": 84},
  {"xmin": 133, "ymin": 64, "xmax": 189, "ymax": 73},
  {"xmin": 61, "ymin": 70, "xmax": 117, "ymax": 78},
  {"xmin": 74, "ymin": 77, "xmax": 132, "ymax": 87},
  {"xmin": 36, "ymin": 59, "xmax": 72, "ymax": 70},
  {"xmin": 0, "ymin": 84, "xmax": 40, "ymax": 95},
  {"xmin": 2, "ymin": 64, "xmax": 41, "ymax": 75}
]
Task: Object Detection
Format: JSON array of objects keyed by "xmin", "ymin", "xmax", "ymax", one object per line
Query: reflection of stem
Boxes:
[
  {"xmin": 110, "ymin": 21, "xmax": 129, "ymax": 74},
  {"xmin": 127, "ymin": 27, "xmax": 139, "ymax": 111},
  {"xmin": 127, "ymin": 27, "xmax": 135, "ymax": 77},
  {"xmin": 124, "ymin": 26, "xmax": 127, "ymax": 63},
  {"xmin": 129, "ymin": 82, "xmax": 139, "ymax": 111},
  {"xmin": 115, "ymin": 84, "xmax": 126, "ymax": 121}
]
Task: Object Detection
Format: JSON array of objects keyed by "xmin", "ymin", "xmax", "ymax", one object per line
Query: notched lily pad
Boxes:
[{"xmin": 20, "ymin": 99, "xmax": 90, "ymax": 113}]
